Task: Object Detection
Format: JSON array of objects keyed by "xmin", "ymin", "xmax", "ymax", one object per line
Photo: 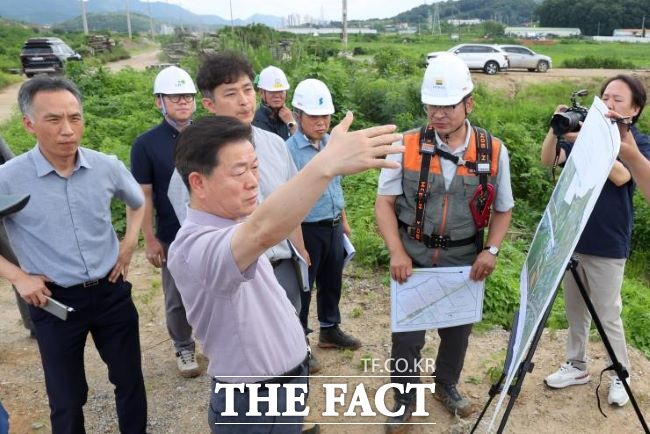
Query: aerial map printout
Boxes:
[
  {"xmin": 391, "ymin": 266, "xmax": 484, "ymax": 332},
  {"xmin": 486, "ymin": 96, "xmax": 621, "ymax": 431}
]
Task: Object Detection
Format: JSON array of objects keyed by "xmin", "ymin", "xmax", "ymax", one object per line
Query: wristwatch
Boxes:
[
  {"xmin": 483, "ymin": 245, "xmax": 500, "ymax": 256},
  {"xmin": 287, "ymin": 121, "xmax": 296, "ymax": 129}
]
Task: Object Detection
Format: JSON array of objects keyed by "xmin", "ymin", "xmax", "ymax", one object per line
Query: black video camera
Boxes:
[{"xmin": 550, "ymin": 89, "xmax": 589, "ymax": 136}]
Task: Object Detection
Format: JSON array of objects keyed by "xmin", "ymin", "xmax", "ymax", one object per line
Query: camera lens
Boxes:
[{"xmin": 550, "ymin": 111, "xmax": 584, "ymax": 136}]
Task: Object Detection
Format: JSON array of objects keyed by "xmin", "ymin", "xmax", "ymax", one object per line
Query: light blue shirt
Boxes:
[
  {"xmin": 0, "ymin": 145, "xmax": 144, "ymax": 287},
  {"xmin": 286, "ymin": 132, "xmax": 345, "ymax": 221}
]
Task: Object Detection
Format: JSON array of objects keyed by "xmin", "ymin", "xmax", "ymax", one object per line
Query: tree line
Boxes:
[{"xmin": 537, "ymin": 0, "xmax": 649, "ymax": 36}]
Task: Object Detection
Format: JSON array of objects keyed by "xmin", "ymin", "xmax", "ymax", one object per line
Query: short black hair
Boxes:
[
  {"xmin": 600, "ymin": 74, "xmax": 646, "ymax": 124},
  {"xmin": 175, "ymin": 116, "xmax": 252, "ymax": 190},
  {"xmin": 196, "ymin": 51, "xmax": 255, "ymax": 99},
  {"xmin": 18, "ymin": 75, "xmax": 83, "ymax": 117}
]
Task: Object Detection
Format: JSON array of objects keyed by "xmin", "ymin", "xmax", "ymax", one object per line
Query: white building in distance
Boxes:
[{"xmin": 505, "ymin": 27, "xmax": 582, "ymax": 38}]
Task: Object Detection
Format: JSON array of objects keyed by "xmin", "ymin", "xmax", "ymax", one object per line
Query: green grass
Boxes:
[{"xmin": 308, "ymin": 34, "xmax": 650, "ymax": 69}]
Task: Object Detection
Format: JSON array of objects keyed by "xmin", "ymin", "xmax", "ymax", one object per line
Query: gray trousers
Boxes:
[
  {"xmin": 0, "ymin": 224, "xmax": 34, "ymax": 333},
  {"xmin": 271, "ymin": 258, "xmax": 302, "ymax": 314},
  {"xmin": 161, "ymin": 242, "xmax": 194, "ymax": 352},
  {"xmin": 563, "ymin": 253, "xmax": 630, "ymax": 372}
]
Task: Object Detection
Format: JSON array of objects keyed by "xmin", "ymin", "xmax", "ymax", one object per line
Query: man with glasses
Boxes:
[
  {"xmin": 253, "ymin": 65, "xmax": 297, "ymax": 140},
  {"xmin": 131, "ymin": 65, "xmax": 200, "ymax": 378},
  {"xmin": 375, "ymin": 53, "xmax": 513, "ymax": 430}
]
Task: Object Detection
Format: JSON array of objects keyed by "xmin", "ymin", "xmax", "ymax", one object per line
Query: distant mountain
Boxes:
[
  {"xmin": 55, "ymin": 12, "xmax": 159, "ymax": 33},
  {"xmin": 0, "ymin": 0, "xmax": 281, "ymax": 28},
  {"xmin": 393, "ymin": 0, "xmax": 543, "ymax": 26}
]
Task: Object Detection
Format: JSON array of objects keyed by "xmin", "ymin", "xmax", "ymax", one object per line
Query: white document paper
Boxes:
[
  {"xmin": 342, "ymin": 234, "xmax": 356, "ymax": 268},
  {"xmin": 287, "ymin": 240, "xmax": 310, "ymax": 292},
  {"xmin": 391, "ymin": 266, "xmax": 484, "ymax": 332}
]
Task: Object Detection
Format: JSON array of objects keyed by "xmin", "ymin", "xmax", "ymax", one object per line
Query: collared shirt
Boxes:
[
  {"xmin": 560, "ymin": 126, "xmax": 650, "ymax": 258},
  {"xmin": 0, "ymin": 146, "xmax": 144, "ymax": 287},
  {"xmin": 167, "ymin": 126, "xmax": 297, "ymax": 261},
  {"xmin": 168, "ymin": 207, "xmax": 307, "ymax": 381},
  {"xmin": 377, "ymin": 121, "xmax": 515, "ymax": 213},
  {"xmin": 286, "ymin": 132, "xmax": 345, "ymax": 221},
  {"xmin": 252, "ymin": 104, "xmax": 291, "ymax": 140},
  {"xmin": 131, "ymin": 119, "xmax": 182, "ymax": 245}
]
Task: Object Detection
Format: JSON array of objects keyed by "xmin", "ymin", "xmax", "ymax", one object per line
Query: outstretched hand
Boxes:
[{"xmin": 320, "ymin": 112, "xmax": 404, "ymax": 176}]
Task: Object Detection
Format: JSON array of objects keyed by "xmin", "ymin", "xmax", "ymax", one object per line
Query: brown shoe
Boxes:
[
  {"xmin": 318, "ymin": 325, "xmax": 361, "ymax": 350},
  {"xmin": 434, "ymin": 382, "xmax": 473, "ymax": 417}
]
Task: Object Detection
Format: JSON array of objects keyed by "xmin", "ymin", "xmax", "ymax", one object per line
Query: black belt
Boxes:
[
  {"xmin": 399, "ymin": 221, "xmax": 476, "ymax": 250},
  {"xmin": 48, "ymin": 275, "xmax": 112, "ymax": 290},
  {"xmin": 213, "ymin": 353, "xmax": 309, "ymax": 386},
  {"xmin": 303, "ymin": 214, "xmax": 341, "ymax": 228}
]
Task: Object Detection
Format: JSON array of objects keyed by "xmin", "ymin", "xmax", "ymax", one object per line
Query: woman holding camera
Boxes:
[{"xmin": 540, "ymin": 74, "xmax": 650, "ymax": 407}]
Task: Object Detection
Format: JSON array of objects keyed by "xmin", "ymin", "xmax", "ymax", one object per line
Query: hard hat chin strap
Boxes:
[{"xmin": 158, "ymin": 95, "xmax": 194, "ymax": 131}]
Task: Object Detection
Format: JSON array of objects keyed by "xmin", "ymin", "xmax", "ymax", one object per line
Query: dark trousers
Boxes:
[
  {"xmin": 0, "ymin": 399, "xmax": 8, "ymax": 434},
  {"xmin": 29, "ymin": 277, "xmax": 147, "ymax": 434},
  {"xmin": 208, "ymin": 360, "xmax": 309, "ymax": 433},
  {"xmin": 299, "ymin": 223, "xmax": 344, "ymax": 331},
  {"xmin": 272, "ymin": 258, "xmax": 302, "ymax": 314},
  {"xmin": 391, "ymin": 323, "xmax": 473, "ymax": 391}
]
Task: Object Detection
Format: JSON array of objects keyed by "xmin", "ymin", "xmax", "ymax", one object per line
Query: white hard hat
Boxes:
[
  {"xmin": 153, "ymin": 66, "xmax": 196, "ymax": 95},
  {"xmin": 421, "ymin": 53, "xmax": 474, "ymax": 106},
  {"xmin": 291, "ymin": 79, "xmax": 335, "ymax": 116},
  {"xmin": 258, "ymin": 66, "xmax": 290, "ymax": 91}
]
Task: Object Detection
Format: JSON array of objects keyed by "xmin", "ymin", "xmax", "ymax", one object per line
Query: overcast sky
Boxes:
[{"xmin": 171, "ymin": 0, "xmax": 438, "ymax": 21}]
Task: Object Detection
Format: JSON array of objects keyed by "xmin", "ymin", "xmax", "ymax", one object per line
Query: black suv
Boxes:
[{"xmin": 20, "ymin": 37, "xmax": 82, "ymax": 77}]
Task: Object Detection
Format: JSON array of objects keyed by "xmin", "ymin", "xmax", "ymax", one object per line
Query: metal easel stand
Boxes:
[{"xmin": 471, "ymin": 257, "xmax": 649, "ymax": 433}]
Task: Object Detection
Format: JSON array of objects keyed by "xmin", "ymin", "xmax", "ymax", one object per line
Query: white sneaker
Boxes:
[
  {"xmin": 545, "ymin": 362, "xmax": 591, "ymax": 389},
  {"xmin": 608, "ymin": 376, "xmax": 630, "ymax": 407},
  {"xmin": 176, "ymin": 349, "xmax": 201, "ymax": 378}
]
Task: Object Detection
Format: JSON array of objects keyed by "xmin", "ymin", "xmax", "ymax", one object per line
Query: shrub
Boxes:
[{"xmin": 562, "ymin": 55, "xmax": 635, "ymax": 69}]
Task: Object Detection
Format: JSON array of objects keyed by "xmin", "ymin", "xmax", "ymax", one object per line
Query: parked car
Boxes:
[
  {"xmin": 498, "ymin": 45, "xmax": 552, "ymax": 72},
  {"xmin": 20, "ymin": 37, "xmax": 82, "ymax": 77},
  {"xmin": 426, "ymin": 44, "xmax": 509, "ymax": 75}
]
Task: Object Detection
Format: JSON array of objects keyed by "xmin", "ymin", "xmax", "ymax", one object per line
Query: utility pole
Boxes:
[
  {"xmin": 341, "ymin": 0, "xmax": 348, "ymax": 48},
  {"xmin": 642, "ymin": 15, "xmax": 646, "ymax": 38},
  {"xmin": 126, "ymin": 0, "xmax": 132, "ymax": 39},
  {"xmin": 229, "ymin": 0, "xmax": 235, "ymax": 34},
  {"xmin": 148, "ymin": 0, "xmax": 155, "ymax": 38},
  {"xmin": 80, "ymin": 0, "xmax": 88, "ymax": 35},
  {"xmin": 432, "ymin": 3, "xmax": 441, "ymax": 36}
]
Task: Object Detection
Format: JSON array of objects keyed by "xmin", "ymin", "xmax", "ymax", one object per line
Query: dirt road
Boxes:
[
  {"xmin": 105, "ymin": 48, "xmax": 162, "ymax": 72},
  {"xmin": 472, "ymin": 67, "xmax": 650, "ymax": 98},
  {"xmin": 0, "ymin": 48, "xmax": 161, "ymax": 125}
]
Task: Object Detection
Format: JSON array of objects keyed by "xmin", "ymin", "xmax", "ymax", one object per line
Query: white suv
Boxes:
[{"xmin": 426, "ymin": 44, "xmax": 509, "ymax": 75}]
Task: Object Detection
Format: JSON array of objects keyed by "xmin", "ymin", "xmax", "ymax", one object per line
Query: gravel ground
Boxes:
[{"xmin": 1, "ymin": 252, "xmax": 649, "ymax": 433}]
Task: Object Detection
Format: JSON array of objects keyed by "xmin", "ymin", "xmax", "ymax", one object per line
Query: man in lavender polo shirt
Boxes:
[{"xmin": 168, "ymin": 114, "xmax": 402, "ymax": 432}]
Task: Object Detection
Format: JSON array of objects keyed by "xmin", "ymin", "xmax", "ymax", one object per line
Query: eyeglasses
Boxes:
[
  {"xmin": 165, "ymin": 94, "xmax": 194, "ymax": 103},
  {"xmin": 423, "ymin": 101, "xmax": 464, "ymax": 116}
]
